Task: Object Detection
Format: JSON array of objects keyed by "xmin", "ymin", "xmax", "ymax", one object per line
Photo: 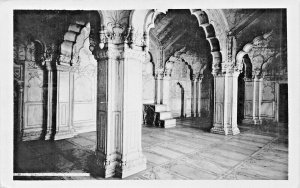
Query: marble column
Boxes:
[
  {"xmin": 196, "ymin": 76, "xmax": 203, "ymax": 117},
  {"xmin": 94, "ymin": 44, "xmax": 146, "ymax": 178},
  {"xmin": 45, "ymin": 61, "xmax": 53, "ymax": 140},
  {"xmin": 154, "ymin": 72, "xmax": 164, "ymax": 104},
  {"xmin": 162, "ymin": 75, "xmax": 171, "ymax": 110},
  {"xmin": 94, "ymin": 45, "xmax": 117, "ymax": 178},
  {"xmin": 242, "ymin": 78, "xmax": 254, "ymax": 124},
  {"xmin": 252, "ymin": 74, "xmax": 262, "ymax": 125},
  {"xmin": 258, "ymin": 76, "xmax": 264, "ymax": 124},
  {"xmin": 52, "ymin": 64, "xmax": 75, "ymax": 140},
  {"xmin": 191, "ymin": 76, "xmax": 197, "ymax": 117},
  {"xmin": 115, "ymin": 46, "xmax": 147, "ymax": 178},
  {"xmin": 210, "ymin": 71, "xmax": 240, "ymax": 135}
]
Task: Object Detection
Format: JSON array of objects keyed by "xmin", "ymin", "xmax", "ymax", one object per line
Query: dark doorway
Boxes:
[{"xmin": 279, "ymin": 84, "xmax": 288, "ymax": 123}]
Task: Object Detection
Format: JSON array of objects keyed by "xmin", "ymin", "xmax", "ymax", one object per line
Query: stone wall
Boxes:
[
  {"xmin": 73, "ymin": 37, "xmax": 97, "ymax": 133},
  {"xmin": 142, "ymin": 53, "xmax": 155, "ymax": 104}
]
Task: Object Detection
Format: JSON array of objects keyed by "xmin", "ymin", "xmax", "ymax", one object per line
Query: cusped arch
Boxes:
[
  {"xmin": 236, "ymin": 30, "xmax": 275, "ymax": 76},
  {"xmin": 59, "ymin": 11, "xmax": 102, "ymax": 66},
  {"xmin": 129, "ymin": 9, "xmax": 228, "ymax": 75}
]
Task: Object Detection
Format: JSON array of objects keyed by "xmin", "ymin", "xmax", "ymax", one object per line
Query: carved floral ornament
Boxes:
[
  {"xmin": 236, "ymin": 30, "xmax": 284, "ymax": 78},
  {"xmin": 14, "ymin": 39, "xmax": 59, "ymax": 66},
  {"xmin": 164, "ymin": 47, "xmax": 210, "ymax": 78},
  {"xmin": 98, "ymin": 10, "xmax": 137, "ymax": 47}
]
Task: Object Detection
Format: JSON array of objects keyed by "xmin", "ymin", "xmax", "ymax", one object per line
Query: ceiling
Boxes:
[{"xmin": 149, "ymin": 9, "xmax": 205, "ymax": 50}]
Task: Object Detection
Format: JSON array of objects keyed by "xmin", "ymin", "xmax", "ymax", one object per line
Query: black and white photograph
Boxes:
[{"xmin": 0, "ymin": 0, "xmax": 299, "ymax": 187}]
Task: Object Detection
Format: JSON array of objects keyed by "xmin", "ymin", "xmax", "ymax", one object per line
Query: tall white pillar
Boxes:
[
  {"xmin": 162, "ymin": 75, "xmax": 171, "ymax": 110},
  {"xmin": 51, "ymin": 64, "xmax": 75, "ymax": 140},
  {"xmin": 211, "ymin": 71, "xmax": 240, "ymax": 135},
  {"xmin": 94, "ymin": 43, "xmax": 146, "ymax": 178},
  {"xmin": 252, "ymin": 74, "xmax": 262, "ymax": 124},
  {"xmin": 191, "ymin": 75, "xmax": 197, "ymax": 117},
  {"xmin": 154, "ymin": 72, "xmax": 164, "ymax": 104},
  {"xmin": 196, "ymin": 76, "xmax": 203, "ymax": 117},
  {"xmin": 115, "ymin": 46, "xmax": 147, "ymax": 178},
  {"xmin": 243, "ymin": 78, "xmax": 254, "ymax": 123}
]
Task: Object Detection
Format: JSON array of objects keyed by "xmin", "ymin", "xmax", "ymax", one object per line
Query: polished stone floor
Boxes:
[{"xmin": 14, "ymin": 118, "xmax": 288, "ymax": 180}]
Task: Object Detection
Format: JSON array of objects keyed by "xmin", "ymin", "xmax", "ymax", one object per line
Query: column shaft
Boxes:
[
  {"xmin": 243, "ymin": 79, "xmax": 254, "ymax": 124},
  {"xmin": 162, "ymin": 75, "xmax": 171, "ymax": 110},
  {"xmin": 115, "ymin": 47, "xmax": 146, "ymax": 178},
  {"xmin": 211, "ymin": 72, "xmax": 240, "ymax": 135},
  {"xmin": 52, "ymin": 65, "xmax": 75, "ymax": 140},
  {"xmin": 196, "ymin": 78, "xmax": 203, "ymax": 117},
  {"xmin": 252, "ymin": 75, "xmax": 262, "ymax": 124},
  {"xmin": 95, "ymin": 44, "xmax": 146, "ymax": 178},
  {"xmin": 45, "ymin": 62, "xmax": 53, "ymax": 140}
]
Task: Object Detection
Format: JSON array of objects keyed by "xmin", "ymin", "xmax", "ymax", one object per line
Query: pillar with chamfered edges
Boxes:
[
  {"xmin": 94, "ymin": 43, "xmax": 146, "ymax": 178},
  {"xmin": 210, "ymin": 69, "xmax": 240, "ymax": 135},
  {"xmin": 162, "ymin": 74, "xmax": 171, "ymax": 110}
]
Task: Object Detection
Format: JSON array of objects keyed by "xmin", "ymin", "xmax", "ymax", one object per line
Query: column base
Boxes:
[
  {"xmin": 115, "ymin": 153, "xmax": 147, "ymax": 178},
  {"xmin": 210, "ymin": 124, "xmax": 240, "ymax": 135},
  {"xmin": 52, "ymin": 129, "xmax": 76, "ymax": 140},
  {"xmin": 95, "ymin": 150, "xmax": 119, "ymax": 178},
  {"xmin": 44, "ymin": 130, "xmax": 52, "ymax": 140}
]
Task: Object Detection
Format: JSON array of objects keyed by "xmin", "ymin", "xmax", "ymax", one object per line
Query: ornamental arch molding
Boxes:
[
  {"xmin": 235, "ymin": 30, "xmax": 280, "ymax": 77},
  {"xmin": 129, "ymin": 9, "xmax": 229, "ymax": 75}
]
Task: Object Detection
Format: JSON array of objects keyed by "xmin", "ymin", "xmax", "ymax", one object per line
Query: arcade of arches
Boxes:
[{"xmin": 13, "ymin": 9, "xmax": 288, "ymax": 179}]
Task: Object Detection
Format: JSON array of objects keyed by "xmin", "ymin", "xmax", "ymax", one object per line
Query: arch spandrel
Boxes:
[{"xmin": 235, "ymin": 30, "xmax": 283, "ymax": 76}]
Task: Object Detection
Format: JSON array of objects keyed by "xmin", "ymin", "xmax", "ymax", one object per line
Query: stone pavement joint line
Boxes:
[{"xmin": 14, "ymin": 118, "xmax": 288, "ymax": 180}]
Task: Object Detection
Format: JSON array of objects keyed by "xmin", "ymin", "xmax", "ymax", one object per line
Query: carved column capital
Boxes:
[
  {"xmin": 252, "ymin": 71, "xmax": 262, "ymax": 80},
  {"xmin": 93, "ymin": 46, "xmax": 109, "ymax": 62},
  {"xmin": 129, "ymin": 27, "xmax": 146, "ymax": 49},
  {"xmin": 244, "ymin": 77, "xmax": 252, "ymax": 82},
  {"xmin": 155, "ymin": 71, "xmax": 164, "ymax": 79},
  {"xmin": 45, "ymin": 60, "xmax": 53, "ymax": 71},
  {"xmin": 197, "ymin": 74, "xmax": 204, "ymax": 82},
  {"xmin": 191, "ymin": 74, "xmax": 198, "ymax": 82},
  {"xmin": 108, "ymin": 47, "xmax": 124, "ymax": 60}
]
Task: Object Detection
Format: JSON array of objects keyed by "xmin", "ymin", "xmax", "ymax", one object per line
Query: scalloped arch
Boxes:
[
  {"xmin": 129, "ymin": 9, "xmax": 228, "ymax": 75},
  {"xmin": 236, "ymin": 30, "xmax": 274, "ymax": 75}
]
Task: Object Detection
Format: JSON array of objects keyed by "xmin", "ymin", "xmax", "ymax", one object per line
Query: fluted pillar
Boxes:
[{"xmin": 252, "ymin": 74, "xmax": 263, "ymax": 125}]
